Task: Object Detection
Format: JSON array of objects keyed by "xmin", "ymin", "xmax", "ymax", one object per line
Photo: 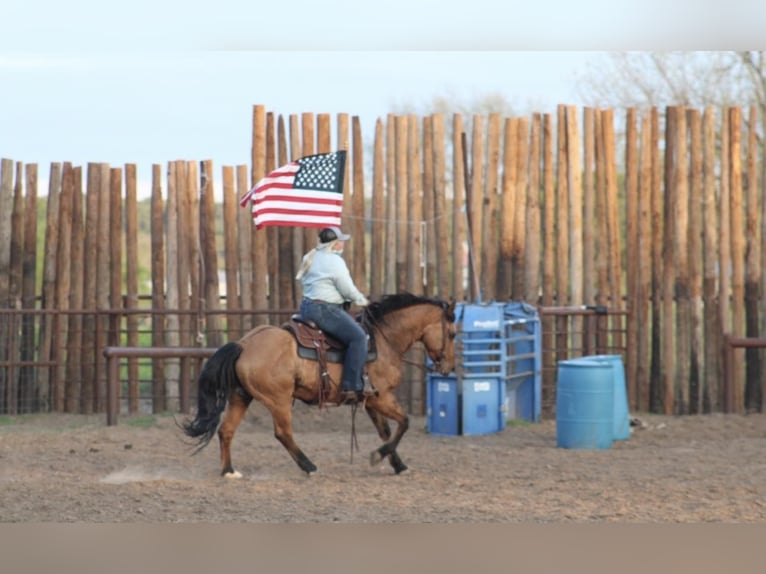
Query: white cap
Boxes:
[{"xmin": 319, "ymin": 226, "xmax": 351, "ymax": 243}]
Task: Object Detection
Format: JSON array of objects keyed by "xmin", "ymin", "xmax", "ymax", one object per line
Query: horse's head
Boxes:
[{"xmin": 422, "ymin": 299, "xmax": 457, "ymax": 375}]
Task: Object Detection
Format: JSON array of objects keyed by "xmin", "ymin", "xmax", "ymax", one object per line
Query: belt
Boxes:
[{"xmin": 303, "ymin": 298, "xmax": 343, "ymax": 306}]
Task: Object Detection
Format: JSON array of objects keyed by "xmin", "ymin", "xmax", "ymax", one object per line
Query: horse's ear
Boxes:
[{"xmin": 446, "ymin": 298, "xmax": 457, "ymax": 317}]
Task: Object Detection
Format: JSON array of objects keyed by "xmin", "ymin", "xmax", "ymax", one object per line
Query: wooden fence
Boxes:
[{"xmin": 1, "ymin": 103, "xmax": 764, "ymax": 417}]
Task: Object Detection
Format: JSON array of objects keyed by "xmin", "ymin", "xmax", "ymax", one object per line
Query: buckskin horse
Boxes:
[{"xmin": 182, "ymin": 293, "xmax": 457, "ymax": 476}]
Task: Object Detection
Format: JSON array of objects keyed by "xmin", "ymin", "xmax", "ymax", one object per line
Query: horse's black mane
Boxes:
[{"xmin": 361, "ymin": 292, "xmax": 454, "ymax": 328}]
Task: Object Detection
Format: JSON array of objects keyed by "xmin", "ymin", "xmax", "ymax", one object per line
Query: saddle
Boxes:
[
  {"xmin": 282, "ymin": 315, "xmax": 378, "ymax": 407},
  {"xmin": 282, "ymin": 315, "xmax": 377, "ymax": 364}
]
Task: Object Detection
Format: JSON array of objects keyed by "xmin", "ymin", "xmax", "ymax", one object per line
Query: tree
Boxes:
[{"xmin": 576, "ymin": 51, "xmax": 766, "ymax": 135}]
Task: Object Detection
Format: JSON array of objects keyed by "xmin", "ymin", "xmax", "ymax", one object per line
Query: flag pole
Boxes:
[{"xmin": 461, "ymin": 131, "xmax": 481, "ymax": 302}]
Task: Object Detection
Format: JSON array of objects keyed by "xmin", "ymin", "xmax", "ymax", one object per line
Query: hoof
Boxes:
[
  {"xmin": 301, "ymin": 461, "xmax": 318, "ymax": 475},
  {"xmin": 223, "ymin": 470, "xmax": 243, "ymax": 479},
  {"xmin": 369, "ymin": 450, "xmax": 383, "ymax": 467}
]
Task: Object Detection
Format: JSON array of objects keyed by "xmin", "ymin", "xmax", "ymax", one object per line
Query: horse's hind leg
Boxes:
[
  {"xmin": 218, "ymin": 391, "xmax": 252, "ymax": 478},
  {"xmin": 265, "ymin": 400, "xmax": 317, "ymax": 475},
  {"xmin": 365, "ymin": 405, "xmax": 408, "ymax": 474},
  {"xmin": 366, "ymin": 395, "xmax": 409, "ymax": 473}
]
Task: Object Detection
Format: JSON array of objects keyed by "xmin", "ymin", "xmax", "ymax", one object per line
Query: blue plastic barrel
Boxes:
[
  {"xmin": 556, "ymin": 359, "xmax": 614, "ymax": 449},
  {"xmin": 582, "ymin": 354, "xmax": 630, "ymax": 441}
]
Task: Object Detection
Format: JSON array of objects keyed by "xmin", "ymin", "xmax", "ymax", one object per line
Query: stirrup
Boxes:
[
  {"xmin": 339, "ymin": 390, "xmax": 361, "ymax": 405},
  {"xmin": 362, "ymin": 376, "xmax": 378, "ymax": 397}
]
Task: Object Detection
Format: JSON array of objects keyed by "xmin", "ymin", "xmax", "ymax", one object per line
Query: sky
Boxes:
[{"xmin": 1, "ymin": 0, "xmax": 763, "ymax": 198}]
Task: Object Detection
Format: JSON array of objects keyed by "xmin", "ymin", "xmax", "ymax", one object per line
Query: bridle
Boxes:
[
  {"xmin": 427, "ymin": 305, "xmax": 456, "ymax": 373},
  {"xmin": 365, "ymin": 302, "xmax": 454, "ymax": 373}
]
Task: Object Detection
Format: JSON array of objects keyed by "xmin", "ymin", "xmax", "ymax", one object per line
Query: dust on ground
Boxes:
[{"xmin": 2, "ymin": 403, "xmax": 765, "ymax": 523}]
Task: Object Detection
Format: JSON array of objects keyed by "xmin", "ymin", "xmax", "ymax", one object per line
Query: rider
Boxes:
[{"xmin": 296, "ymin": 226, "xmax": 376, "ymax": 404}]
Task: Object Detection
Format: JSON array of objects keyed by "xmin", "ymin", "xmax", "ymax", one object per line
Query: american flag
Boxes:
[{"xmin": 239, "ymin": 150, "xmax": 346, "ymax": 229}]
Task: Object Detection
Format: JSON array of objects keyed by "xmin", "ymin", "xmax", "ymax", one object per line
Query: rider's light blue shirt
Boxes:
[{"xmin": 299, "ymin": 247, "xmax": 368, "ymax": 306}]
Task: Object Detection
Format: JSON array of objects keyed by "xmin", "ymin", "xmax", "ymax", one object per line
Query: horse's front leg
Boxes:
[
  {"xmin": 365, "ymin": 404, "xmax": 408, "ymax": 474},
  {"xmin": 366, "ymin": 393, "xmax": 409, "ymax": 473}
]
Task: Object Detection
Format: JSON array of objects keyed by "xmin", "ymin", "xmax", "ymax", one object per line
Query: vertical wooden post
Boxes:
[
  {"xmin": 236, "ymin": 163, "xmax": 253, "ymax": 332},
  {"xmin": 594, "ymin": 110, "xmax": 608, "ymax": 352},
  {"xmin": 649, "ymin": 107, "xmax": 663, "ymax": 412},
  {"xmin": 251, "ymin": 105, "xmax": 268, "ymax": 326},
  {"xmin": 525, "ymin": 114, "xmax": 542, "ymax": 305},
  {"xmin": 351, "ymin": 116, "xmax": 366, "ymax": 292},
  {"xmin": 728, "ymin": 107, "xmax": 745, "ymax": 414},
  {"xmin": 276, "ymin": 115, "xmax": 294, "ymax": 312},
  {"xmin": 602, "ymin": 110, "xmax": 622, "ymax": 353},
  {"xmin": 702, "ymin": 106, "xmax": 723, "ymax": 413},
  {"xmin": 636, "ymin": 113, "xmax": 653, "ymax": 412},
  {"xmin": 674, "ymin": 107, "xmax": 691, "ymax": 414},
  {"xmin": 265, "ymin": 112, "xmax": 279, "ymax": 324},
  {"xmin": 300, "ymin": 112, "xmax": 316, "ymax": 255},
  {"xmin": 176, "ymin": 162, "xmax": 192, "ymax": 356},
  {"xmin": 200, "ymin": 159, "xmax": 222, "ymax": 347},
  {"xmin": 289, "ymin": 114, "xmax": 304, "ymax": 306},
  {"xmin": 109, "ymin": 166, "xmax": 123, "ymax": 406},
  {"xmin": 64, "ymin": 166, "xmax": 85, "ymax": 413},
  {"xmin": 370, "ymin": 119, "xmax": 385, "ymax": 297},
  {"xmin": 390, "ymin": 114, "xmax": 412, "ymax": 408},
  {"xmin": 582, "ymin": 109, "xmax": 596, "ymax": 355},
  {"xmin": 80, "ymin": 164, "xmax": 98, "ymax": 414},
  {"xmin": 566, "ymin": 107, "xmax": 583, "ymax": 354},
  {"xmin": 499, "ymin": 118, "xmax": 518, "ymax": 299},
  {"xmin": 512, "ymin": 117, "xmax": 529, "ymax": 302},
  {"xmin": 744, "ymin": 105, "xmax": 762, "ymax": 412},
  {"xmin": 187, "ymin": 159, "xmax": 201, "ymax": 406},
  {"xmin": 0, "ymin": 159, "xmax": 11, "ymax": 305},
  {"xmin": 150, "ymin": 164, "xmax": 167, "ymax": 413},
  {"xmin": 222, "ymin": 165, "xmax": 241, "ymax": 339},
  {"xmin": 39, "ymin": 163, "xmax": 61, "ymax": 411},
  {"xmin": 761, "ymin": 108, "xmax": 766, "ymax": 414},
  {"xmin": 19, "ymin": 163, "xmax": 39, "ymax": 413},
  {"xmin": 395, "ymin": 115, "xmax": 408, "ymax": 294},
  {"xmin": 164, "ymin": 161, "xmax": 181, "ymax": 411},
  {"xmin": 5, "ymin": 162, "xmax": 22, "ymax": 414},
  {"xmin": 422, "ymin": 115, "xmax": 436, "ymax": 297},
  {"xmin": 482, "ymin": 113, "xmax": 501, "ymax": 302},
  {"xmin": 469, "ymin": 115, "xmax": 485, "ymax": 298},
  {"xmin": 95, "ymin": 163, "xmax": 112, "ymax": 412},
  {"xmin": 407, "ymin": 114, "xmax": 423, "ymax": 296},
  {"xmin": 109, "ymin": 167, "xmax": 123, "ymax": 348},
  {"xmin": 432, "ymin": 114, "xmax": 449, "ymax": 298},
  {"xmin": 451, "ymin": 114, "xmax": 466, "ymax": 301},
  {"xmin": 54, "ymin": 162, "xmax": 75, "ymax": 412},
  {"xmin": 407, "ymin": 115, "xmax": 425, "ymax": 413},
  {"xmin": 719, "ymin": 109, "xmax": 732, "ymax": 411},
  {"xmin": 556, "ymin": 106, "xmax": 570, "ymax": 359},
  {"xmin": 661, "ymin": 107, "xmax": 677, "ymax": 415},
  {"xmin": 124, "ymin": 165, "xmax": 139, "ymax": 413},
  {"xmin": 541, "ymin": 114, "xmax": 556, "ymax": 416},
  {"xmin": 334, "ymin": 113, "xmax": 349, "ymax": 265},
  {"xmin": 687, "ymin": 109, "xmax": 704, "ymax": 414},
  {"xmin": 624, "ymin": 108, "xmax": 639, "ymax": 409},
  {"xmin": 384, "ymin": 114, "xmax": 397, "ymax": 295}
]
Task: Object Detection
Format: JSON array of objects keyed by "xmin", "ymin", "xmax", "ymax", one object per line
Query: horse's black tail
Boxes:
[{"xmin": 182, "ymin": 341, "xmax": 244, "ymax": 453}]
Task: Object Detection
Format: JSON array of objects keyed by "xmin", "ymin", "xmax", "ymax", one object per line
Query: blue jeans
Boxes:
[{"xmin": 299, "ymin": 299, "xmax": 368, "ymax": 392}]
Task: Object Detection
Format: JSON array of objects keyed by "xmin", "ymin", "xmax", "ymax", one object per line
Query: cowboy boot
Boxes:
[{"xmin": 339, "ymin": 391, "xmax": 360, "ymax": 405}]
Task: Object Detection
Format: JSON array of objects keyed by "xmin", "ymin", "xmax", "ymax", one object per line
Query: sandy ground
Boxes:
[{"xmin": 1, "ymin": 403, "xmax": 765, "ymax": 523}]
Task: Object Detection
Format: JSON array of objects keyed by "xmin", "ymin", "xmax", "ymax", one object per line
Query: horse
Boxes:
[{"xmin": 182, "ymin": 293, "xmax": 457, "ymax": 476}]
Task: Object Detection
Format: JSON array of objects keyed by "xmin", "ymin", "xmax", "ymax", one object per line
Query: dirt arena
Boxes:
[{"xmin": 1, "ymin": 404, "xmax": 765, "ymax": 523}]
